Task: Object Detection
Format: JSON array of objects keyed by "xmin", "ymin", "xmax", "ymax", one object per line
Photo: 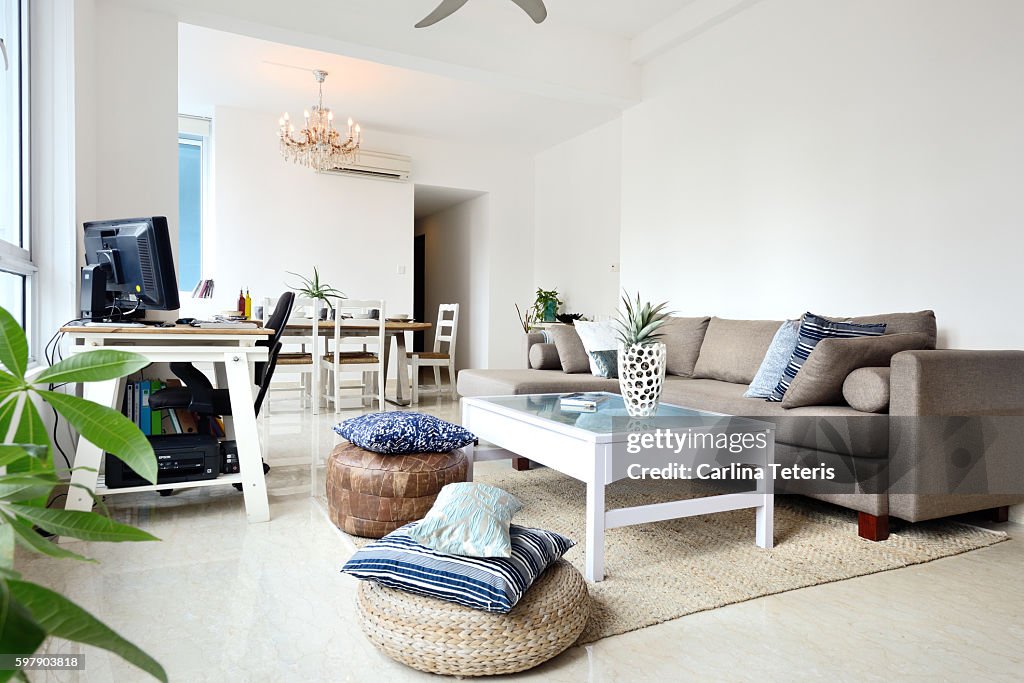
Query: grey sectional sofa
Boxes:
[{"xmin": 458, "ymin": 312, "xmax": 1024, "ymax": 540}]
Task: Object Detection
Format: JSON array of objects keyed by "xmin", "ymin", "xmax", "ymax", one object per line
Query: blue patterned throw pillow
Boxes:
[
  {"xmin": 744, "ymin": 320, "xmax": 800, "ymax": 398},
  {"xmin": 342, "ymin": 523, "xmax": 576, "ymax": 613},
  {"xmin": 767, "ymin": 313, "xmax": 886, "ymax": 402},
  {"xmin": 334, "ymin": 412, "xmax": 476, "ymax": 454},
  {"xmin": 589, "ymin": 349, "xmax": 618, "ymax": 379},
  {"xmin": 408, "ymin": 483, "xmax": 523, "ymax": 557}
]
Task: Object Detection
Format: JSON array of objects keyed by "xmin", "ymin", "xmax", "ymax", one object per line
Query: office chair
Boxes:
[{"xmin": 150, "ymin": 292, "xmax": 295, "ymax": 486}]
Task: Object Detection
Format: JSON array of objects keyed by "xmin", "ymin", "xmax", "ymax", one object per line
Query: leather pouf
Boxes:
[{"xmin": 326, "ymin": 442, "xmax": 468, "ymax": 538}]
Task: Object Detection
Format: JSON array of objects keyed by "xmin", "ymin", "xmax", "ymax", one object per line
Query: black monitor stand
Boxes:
[{"xmin": 80, "ymin": 265, "xmax": 145, "ymax": 323}]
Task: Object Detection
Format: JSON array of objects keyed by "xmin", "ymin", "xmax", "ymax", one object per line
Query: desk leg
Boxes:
[
  {"xmin": 387, "ymin": 332, "xmax": 413, "ymax": 407},
  {"xmin": 224, "ymin": 352, "xmax": 270, "ymax": 523},
  {"xmin": 66, "ymin": 378, "xmax": 122, "ymax": 512}
]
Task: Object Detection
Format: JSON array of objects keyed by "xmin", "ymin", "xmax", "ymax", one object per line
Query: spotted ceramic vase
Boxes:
[{"xmin": 618, "ymin": 342, "xmax": 667, "ymax": 417}]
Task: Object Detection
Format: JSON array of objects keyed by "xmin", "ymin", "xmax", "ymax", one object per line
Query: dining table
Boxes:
[{"xmin": 282, "ymin": 318, "xmax": 432, "ymax": 409}]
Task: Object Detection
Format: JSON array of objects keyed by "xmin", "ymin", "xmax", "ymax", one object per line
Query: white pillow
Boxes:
[{"xmin": 573, "ymin": 321, "xmax": 619, "ymax": 375}]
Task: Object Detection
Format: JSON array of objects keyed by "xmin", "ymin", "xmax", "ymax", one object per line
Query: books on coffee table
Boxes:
[{"xmin": 560, "ymin": 393, "xmax": 608, "ymax": 411}]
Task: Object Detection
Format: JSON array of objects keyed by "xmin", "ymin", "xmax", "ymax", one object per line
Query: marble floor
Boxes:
[{"xmin": 17, "ymin": 391, "xmax": 1024, "ymax": 682}]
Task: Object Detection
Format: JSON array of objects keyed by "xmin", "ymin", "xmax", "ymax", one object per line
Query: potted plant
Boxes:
[
  {"xmin": 613, "ymin": 291, "xmax": 672, "ymax": 417},
  {"xmin": 532, "ymin": 288, "xmax": 563, "ymax": 323},
  {"xmin": 287, "ymin": 267, "xmax": 346, "ymax": 319},
  {"xmin": 0, "ymin": 307, "xmax": 167, "ymax": 681}
]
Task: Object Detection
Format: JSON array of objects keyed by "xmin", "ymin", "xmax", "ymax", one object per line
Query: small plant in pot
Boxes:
[
  {"xmin": 532, "ymin": 288, "xmax": 563, "ymax": 323},
  {"xmin": 287, "ymin": 267, "xmax": 346, "ymax": 319},
  {"xmin": 613, "ymin": 291, "xmax": 672, "ymax": 417}
]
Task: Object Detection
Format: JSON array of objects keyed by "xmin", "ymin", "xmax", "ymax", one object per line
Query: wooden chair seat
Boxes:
[
  {"xmin": 323, "ymin": 352, "xmax": 380, "ymax": 365},
  {"xmin": 407, "ymin": 351, "xmax": 449, "ymax": 360},
  {"xmin": 277, "ymin": 352, "xmax": 313, "ymax": 365}
]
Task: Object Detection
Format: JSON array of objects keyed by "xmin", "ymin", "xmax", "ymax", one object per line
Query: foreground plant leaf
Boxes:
[
  {"xmin": 0, "ymin": 308, "xmax": 28, "ymax": 379},
  {"xmin": 8, "ymin": 580, "xmax": 167, "ymax": 682},
  {"xmin": 34, "ymin": 351, "xmax": 150, "ymax": 386},
  {"xmin": 36, "ymin": 391, "xmax": 156, "ymax": 484},
  {"xmin": 2, "ymin": 514, "xmax": 93, "ymax": 563},
  {"xmin": 8, "ymin": 506, "xmax": 159, "ymax": 543},
  {"xmin": 0, "ymin": 580, "xmax": 47, "ymax": 677}
]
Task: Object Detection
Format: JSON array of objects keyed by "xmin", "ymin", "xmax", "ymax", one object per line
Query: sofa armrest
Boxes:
[
  {"xmin": 887, "ymin": 350, "xmax": 1024, "ymax": 520},
  {"xmin": 523, "ymin": 332, "xmax": 546, "ymax": 369},
  {"xmin": 890, "ymin": 350, "xmax": 1024, "ymax": 416}
]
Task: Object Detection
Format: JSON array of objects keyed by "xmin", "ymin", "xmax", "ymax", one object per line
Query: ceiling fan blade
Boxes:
[
  {"xmin": 415, "ymin": 0, "xmax": 472, "ymax": 28},
  {"xmin": 509, "ymin": 0, "xmax": 548, "ymax": 23}
]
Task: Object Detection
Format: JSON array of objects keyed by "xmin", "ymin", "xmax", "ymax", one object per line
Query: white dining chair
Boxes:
[
  {"xmin": 263, "ymin": 295, "xmax": 320, "ymax": 414},
  {"xmin": 409, "ymin": 303, "xmax": 459, "ymax": 405},
  {"xmin": 319, "ymin": 298, "xmax": 387, "ymax": 412}
]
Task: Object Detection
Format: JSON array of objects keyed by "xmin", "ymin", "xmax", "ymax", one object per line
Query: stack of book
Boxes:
[
  {"xmin": 559, "ymin": 392, "xmax": 608, "ymax": 413},
  {"xmin": 123, "ymin": 379, "xmax": 225, "ymax": 437},
  {"xmin": 191, "ymin": 279, "xmax": 215, "ymax": 298}
]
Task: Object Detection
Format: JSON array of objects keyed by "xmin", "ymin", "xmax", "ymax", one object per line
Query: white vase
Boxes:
[{"xmin": 617, "ymin": 342, "xmax": 667, "ymax": 417}]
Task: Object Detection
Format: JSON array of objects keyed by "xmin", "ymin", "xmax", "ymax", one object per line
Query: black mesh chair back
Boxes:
[{"xmin": 255, "ymin": 292, "xmax": 294, "ymax": 386}]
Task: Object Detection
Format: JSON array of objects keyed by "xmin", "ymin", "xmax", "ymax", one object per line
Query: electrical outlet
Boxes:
[
  {"xmin": 610, "ymin": 263, "xmax": 619, "ymax": 272},
  {"xmin": 397, "ymin": 265, "xmax": 406, "ymax": 275}
]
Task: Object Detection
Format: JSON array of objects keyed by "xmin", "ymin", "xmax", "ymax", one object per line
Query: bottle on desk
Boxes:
[
  {"xmin": 237, "ymin": 289, "xmax": 245, "ymax": 316},
  {"xmin": 244, "ymin": 289, "xmax": 252, "ymax": 319}
]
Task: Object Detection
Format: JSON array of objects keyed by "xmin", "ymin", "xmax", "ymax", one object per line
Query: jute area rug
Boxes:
[{"xmin": 349, "ymin": 468, "xmax": 1007, "ymax": 645}]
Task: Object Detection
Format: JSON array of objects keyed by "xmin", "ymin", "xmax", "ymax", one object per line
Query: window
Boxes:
[
  {"xmin": 0, "ymin": 0, "xmax": 32, "ymax": 334},
  {"xmin": 177, "ymin": 115, "xmax": 210, "ymax": 295}
]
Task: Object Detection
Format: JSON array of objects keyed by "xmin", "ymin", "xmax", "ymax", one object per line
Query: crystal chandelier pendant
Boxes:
[{"xmin": 278, "ymin": 69, "xmax": 362, "ymax": 172}]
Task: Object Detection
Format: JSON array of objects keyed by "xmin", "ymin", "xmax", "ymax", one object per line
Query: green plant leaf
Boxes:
[
  {"xmin": 13, "ymin": 398, "xmax": 50, "ymax": 462},
  {"xmin": 0, "ymin": 473, "xmax": 58, "ymax": 503},
  {"xmin": 34, "ymin": 350, "xmax": 149, "ymax": 386},
  {"xmin": 8, "ymin": 579, "xmax": 167, "ymax": 682},
  {"xmin": 0, "ymin": 369, "xmax": 22, "ymax": 396},
  {"xmin": 2, "ymin": 514, "xmax": 93, "ymax": 563},
  {"xmin": 7, "ymin": 506, "xmax": 159, "ymax": 543},
  {"xmin": 0, "ymin": 525, "xmax": 12, "ymax": 570},
  {"xmin": 0, "ymin": 308, "xmax": 28, "ymax": 379},
  {"xmin": 0, "ymin": 580, "xmax": 48, "ymax": 671},
  {"xmin": 36, "ymin": 391, "xmax": 156, "ymax": 485},
  {"xmin": 0, "ymin": 445, "xmax": 31, "ymax": 468}
]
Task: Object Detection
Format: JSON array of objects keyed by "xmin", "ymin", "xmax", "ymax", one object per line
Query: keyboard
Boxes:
[{"xmin": 82, "ymin": 321, "xmax": 146, "ymax": 328}]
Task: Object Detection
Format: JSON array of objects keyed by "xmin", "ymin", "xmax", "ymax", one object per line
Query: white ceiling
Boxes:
[
  {"xmin": 178, "ymin": 23, "xmax": 623, "ymax": 151},
  {"xmin": 544, "ymin": 0, "xmax": 695, "ymax": 38}
]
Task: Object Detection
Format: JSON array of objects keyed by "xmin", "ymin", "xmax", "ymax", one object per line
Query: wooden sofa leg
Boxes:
[
  {"xmin": 858, "ymin": 512, "xmax": 889, "ymax": 541},
  {"xmin": 988, "ymin": 506, "xmax": 1010, "ymax": 523},
  {"xmin": 512, "ymin": 457, "xmax": 531, "ymax": 471}
]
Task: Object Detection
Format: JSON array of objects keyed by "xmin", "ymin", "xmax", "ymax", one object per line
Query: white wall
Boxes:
[
  {"xmin": 209, "ymin": 106, "xmax": 534, "ymax": 368},
  {"xmin": 415, "ymin": 196, "xmax": 490, "ymax": 371},
  {"xmin": 75, "ymin": 0, "xmax": 179, "ymax": 271},
  {"xmin": 534, "ymin": 119, "xmax": 622, "ymax": 320},
  {"xmin": 211, "ymin": 105, "xmax": 414, "ymax": 314},
  {"xmin": 619, "ymin": 0, "xmax": 1024, "ymax": 349}
]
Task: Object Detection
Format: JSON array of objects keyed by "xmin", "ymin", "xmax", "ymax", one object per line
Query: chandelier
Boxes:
[{"xmin": 278, "ymin": 69, "xmax": 362, "ymax": 171}]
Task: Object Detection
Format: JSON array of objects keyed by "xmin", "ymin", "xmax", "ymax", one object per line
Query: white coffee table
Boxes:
[{"xmin": 462, "ymin": 393, "xmax": 775, "ymax": 582}]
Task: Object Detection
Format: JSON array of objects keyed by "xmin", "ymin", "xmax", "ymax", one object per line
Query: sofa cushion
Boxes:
[
  {"xmin": 781, "ymin": 333, "xmax": 930, "ymax": 409},
  {"xmin": 745, "ymin": 321, "xmax": 800, "ymax": 398},
  {"xmin": 573, "ymin": 321, "xmax": 619, "ymax": 375},
  {"xmin": 548, "ymin": 325, "xmax": 590, "ymax": 374},
  {"xmin": 849, "ymin": 310, "xmax": 937, "ymax": 349},
  {"xmin": 843, "ymin": 367, "xmax": 891, "ymax": 413},
  {"xmin": 590, "ymin": 349, "xmax": 618, "ymax": 379},
  {"xmin": 528, "ymin": 343, "xmax": 561, "ymax": 370},
  {"xmin": 768, "ymin": 313, "xmax": 887, "ymax": 403},
  {"xmin": 457, "ymin": 369, "xmax": 620, "ymax": 397},
  {"xmin": 661, "ymin": 316, "xmax": 711, "ymax": 378},
  {"xmin": 693, "ymin": 318, "xmax": 783, "ymax": 385},
  {"xmin": 660, "ymin": 378, "xmax": 888, "ymax": 458}
]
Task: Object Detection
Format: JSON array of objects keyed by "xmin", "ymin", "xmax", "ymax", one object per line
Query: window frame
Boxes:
[
  {"xmin": 177, "ymin": 114, "xmax": 211, "ymax": 298},
  {"xmin": 0, "ymin": 0, "xmax": 34, "ymax": 357}
]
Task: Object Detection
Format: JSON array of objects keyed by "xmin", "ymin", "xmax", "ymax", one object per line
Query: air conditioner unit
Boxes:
[{"xmin": 323, "ymin": 150, "xmax": 412, "ymax": 182}]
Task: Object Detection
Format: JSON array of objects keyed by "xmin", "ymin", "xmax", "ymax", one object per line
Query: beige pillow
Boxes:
[
  {"xmin": 782, "ymin": 333, "xmax": 928, "ymax": 408},
  {"xmin": 547, "ymin": 325, "xmax": 590, "ymax": 374},
  {"xmin": 661, "ymin": 316, "xmax": 711, "ymax": 377},
  {"xmin": 843, "ymin": 367, "xmax": 891, "ymax": 413},
  {"xmin": 528, "ymin": 343, "xmax": 561, "ymax": 370},
  {"xmin": 692, "ymin": 318, "xmax": 784, "ymax": 385}
]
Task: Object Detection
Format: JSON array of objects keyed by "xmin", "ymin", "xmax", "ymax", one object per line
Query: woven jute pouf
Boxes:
[
  {"xmin": 326, "ymin": 442, "xmax": 467, "ymax": 538},
  {"xmin": 356, "ymin": 560, "xmax": 590, "ymax": 676}
]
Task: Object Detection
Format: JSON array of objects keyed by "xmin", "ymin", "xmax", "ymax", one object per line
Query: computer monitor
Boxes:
[{"xmin": 81, "ymin": 217, "xmax": 180, "ymax": 322}]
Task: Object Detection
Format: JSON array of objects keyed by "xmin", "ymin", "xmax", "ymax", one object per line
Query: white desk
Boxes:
[{"xmin": 61, "ymin": 325, "xmax": 274, "ymax": 523}]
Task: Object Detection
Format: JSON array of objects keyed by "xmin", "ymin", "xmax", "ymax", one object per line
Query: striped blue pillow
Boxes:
[
  {"xmin": 767, "ymin": 313, "xmax": 886, "ymax": 402},
  {"xmin": 342, "ymin": 523, "xmax": 576, "ymax": 613}
]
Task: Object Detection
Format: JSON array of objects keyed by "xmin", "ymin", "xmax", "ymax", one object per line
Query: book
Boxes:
[
  {"xmin": 560, "ymin": 392, "xmax": 608, "ymax": 410},
  {"xmin": 139, "ymin": 380, "xmax": 152, "ymax": 436},
  {"xmin": 150, "ymin": 380, "xmax": 163, "ymax": 435},
  {"xmin": 126, "ymin": 383, "xmax": 136, "ymax": 426}
]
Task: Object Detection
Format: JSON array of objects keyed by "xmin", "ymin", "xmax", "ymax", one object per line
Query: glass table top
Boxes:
[{"xmin": 476, "ymin": 393, "xmax": 772, "ymax": 435}]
